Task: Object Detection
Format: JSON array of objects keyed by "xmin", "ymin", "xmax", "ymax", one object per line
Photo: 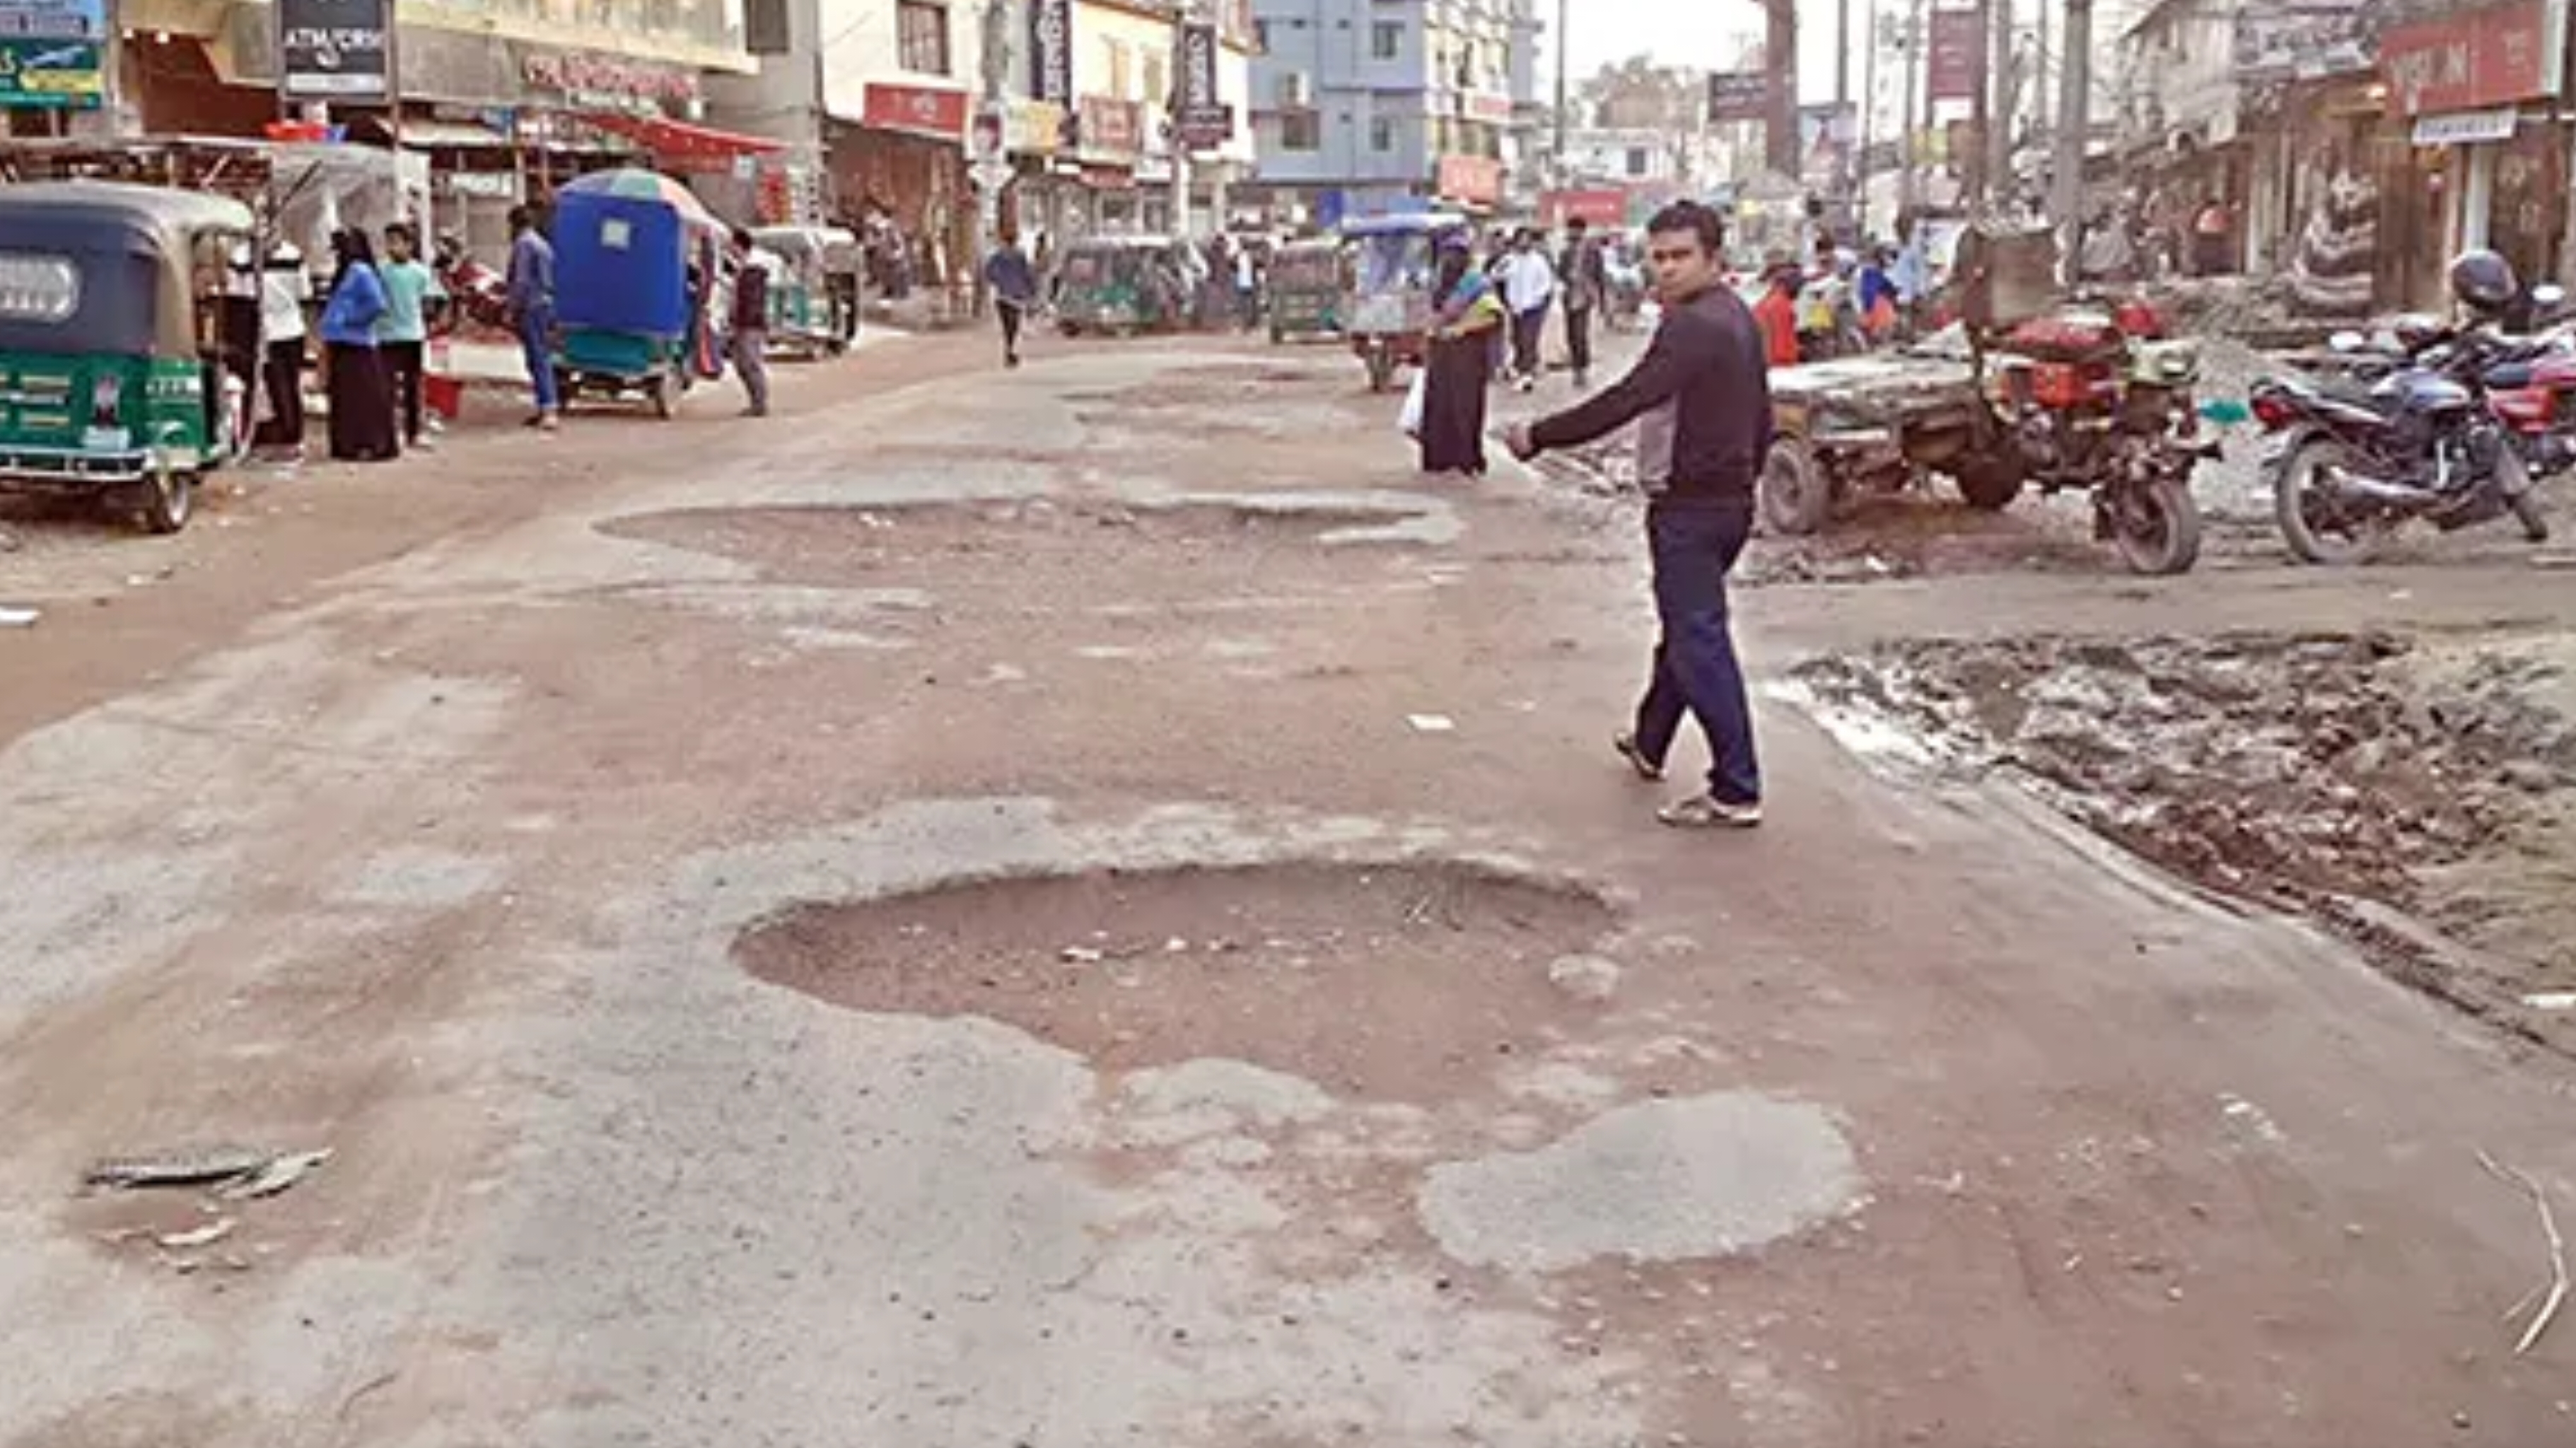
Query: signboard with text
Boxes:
[
  {"xmin": 277, "ymin": 0, "xmax": 390, "ymax": 100},
  {"xmin": 1029, "ymin": 0, "xmax": 1071, "ymax": 107},
  {"xmin": 2379, "ymin": 0, "xmax": 2565, "ymax": 115},
  {"xmin": 1435, "ymin": 153, "xmax": 1503, "ymax": 206},
  {"xmin": 0, "ymin": 35, "xmax": 101, "ymax": 106},
  {"xmin": 1706, "ymin": 70, "xmax": 1766, "ymax": 124},
  {"xmin": 1927, "ymin": 7, "xmax": 1983, "ymax": 102},
  {"xmin": 1175, "ymin": 18, "xmax": 1230, "ymax": 149},
  {"xmin": 863, "ymin": 82, "xmax": 969, "ymax": 139}
]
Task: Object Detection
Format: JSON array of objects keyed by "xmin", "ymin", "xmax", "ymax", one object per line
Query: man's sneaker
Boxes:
[
  {"xmin": 1657, "ymin": 793, "xmax": 1762, "ymax": 829},
  {"xmin": 1612, "ymin": 732, "xmax": 1665, "ymax": 782}
]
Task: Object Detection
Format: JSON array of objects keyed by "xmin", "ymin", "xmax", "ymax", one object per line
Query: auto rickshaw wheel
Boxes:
[
  {"xmin": 1365, "ymin": 349, "xmax": 1394, "ymax": 393},
  {"xmin": 134, "ymin": 468, "xmax": 194, "ymax": 536},
  {"xmin": 648, "ymin": 374, "xmax": 674, "ymax": 420},
  {"xmin": 1759, "ymin": 440, "xmax": 1834, "ymax": 537}
]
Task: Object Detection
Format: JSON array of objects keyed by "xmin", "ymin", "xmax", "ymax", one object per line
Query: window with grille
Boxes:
[
  {"xmin": 1372, "ymin": 21, "xmax": 1401, "ymax": 58},
  {"xmin": 897, "ymin": 0, "xmax": 949, "ymax": 75},
  {"xmin": 1281, "ymin": 112, "xmax": 1322, "ymax": 150}
]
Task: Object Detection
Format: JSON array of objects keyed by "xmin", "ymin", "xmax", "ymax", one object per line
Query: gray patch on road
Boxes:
[
  {"xmin": 330, "ymin": 847, "xmax": 507, "ymax": 909},
  {"xmin": 1418, "ymin": 1093, "xmax": 1862, "ymax": 1272}
]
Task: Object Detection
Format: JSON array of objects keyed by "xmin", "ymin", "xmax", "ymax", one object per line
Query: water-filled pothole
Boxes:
[
  {"xmin": 735, "ymin": 861, "xmax": 1617, "ymax": 1099},
  {"xmin": 601, "ymin": 500, "xmax": 1435, "ymax": 589}
]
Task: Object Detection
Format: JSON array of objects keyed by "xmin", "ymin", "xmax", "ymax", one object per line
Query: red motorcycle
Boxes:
[{"xmin": 433, "ymin": 235, "xmax": 513, "ymax": 337}]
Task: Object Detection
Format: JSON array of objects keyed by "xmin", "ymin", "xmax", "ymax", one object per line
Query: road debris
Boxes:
[
  {"xmin": 1406, "ymin": 713, "xmax": 1457, "ymax": 734},
  {"xmin": 2525, "ymin": 992, "xmax": 2576, "ymax": 1012},
  {"xmin": 0, "ymin": 605, "xmax": 40, "ymax": 629},
  {"xmin": 1059, "ymin": 945, "xmax": 1105, "ymax": 964},
  {"xmin": 84, "ymin": 1145, "xmax": 273, "ymax": 1192},
  {"xmin": 83, "ymin": 1144, "xmax": 331, "ymax": 1201},
  {"xmin": 216, "ymin": 1148, "xmax": 334, "ymax": 1201},
  {"xmin": 2476, "ymin": 1150, "xmax": 2567, "ymax": 1356},
  {"xmin": 155, "ymin": 1218, "xmax": 238, "ymax": 1251},
  {"xmin": 1544, "ymin": 953, "xmax": 1623, "ymax": 1004}
]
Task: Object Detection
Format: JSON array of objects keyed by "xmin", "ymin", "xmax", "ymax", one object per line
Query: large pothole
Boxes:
[{"xmin": 734, "ymin": 861, "xmax": 1617, "ymax": 1099}]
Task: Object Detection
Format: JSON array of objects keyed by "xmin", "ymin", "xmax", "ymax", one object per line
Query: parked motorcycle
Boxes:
[
  {"xmin": 2251, "ymin": 365, "xmax": 2552, "ymax": 564},
  {"xmin": 1966, "ymin": 303, "xmax": 2213, "ymax": 575},
  {"xmin": 434, "ymin": 235, "xmax": 513, "ymax": 336}
]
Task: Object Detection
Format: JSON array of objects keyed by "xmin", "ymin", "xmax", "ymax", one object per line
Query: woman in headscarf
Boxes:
[
  {"xmin": 1416, "ymin": 232, "xmax": 1505, "ymax": 477},
  {"xmin": 317, "ymin": 230, "xmax": 398, "ymax": 462}
]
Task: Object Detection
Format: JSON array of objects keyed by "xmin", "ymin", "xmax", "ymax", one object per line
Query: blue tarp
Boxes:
[{"xmin": 552, "ymin": 191, "xmax": 689, "ymax": 337}]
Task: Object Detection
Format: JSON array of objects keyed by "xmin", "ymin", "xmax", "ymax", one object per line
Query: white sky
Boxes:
[{"xmin": 1546, "ymin": 0, "xmax": 1892, "ymax": 115}]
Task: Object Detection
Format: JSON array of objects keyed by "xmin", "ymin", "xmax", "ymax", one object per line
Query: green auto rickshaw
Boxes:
[
  {"xmin": 1055, "ymin": 235, "xmax": 1193, "ymax": 337},
  {"xmin": 0, "ymin": 182, "xmax": 259, "ymax": 534},
  {"xmin": 1265, "ymin": 235, "xmax": 1346, "ymax": 343}
]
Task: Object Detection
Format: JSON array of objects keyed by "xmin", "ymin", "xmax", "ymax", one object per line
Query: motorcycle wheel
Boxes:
[
  {"xmin": 2501, "ymin": 446, "xmax": 2553, "ymax": 542},
  {"xmin": 2273, "ymin": 436, "xmax": 2394, "ymax": 566},
  {"xmin": 2112, "ymin": 474, "xmax": 2202, "ymax": 576}
]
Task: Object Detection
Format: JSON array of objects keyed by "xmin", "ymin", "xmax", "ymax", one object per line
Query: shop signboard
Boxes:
[
  {"xmin": 1434, "ymin": 153, "xmax": 1503, "ymax": 206},
  {"xmin": 1705, "ymin": 70, "xmax": 1765, "ymax": 124},
  {"xmin": 2232, "ymin": 0, "xmax": 2372, "ymax": 83},
  {"xmin": 521, "ymin": 50, "xmax": 701, "ymax": 113},
  {"xmin": 277, "ymin": 0, "xmax": 392, "ymax": 101},
  {"xmin": 1029, "ymin": 0, "xmax": 1071, "ymax": 107},
  {"xmin": 0, "ymin": 1, "xmax": 102, "ymax": 110},
  {"xmin": 1006, "ymin": 99, "xmax": 1066, "ymax": 156},
  {"xmin": 1539, "ymin": 187, "xmax": 1626, "ymax": 228},
  {"xmin": 1926, "ymin": 7, "xmax": 1982, "ymax": 103},
  {"xmin": 863, "ymin": 82, "xmax": 969, "ymax": 140},
  {"xmin": 1077, "ymin": 94, "xmax": 1142, "ymax": 156},
  {"xmin": 2411, "ymin": 105, "xmax": 2520, "ymax": 143},
  {"xmin": 1175, "ymin": 18, "xmax": 1230, "ymax": 150},
  {"xmin": 2380, "ymin": 0, "xmax": 2567, "ymax": 116}
]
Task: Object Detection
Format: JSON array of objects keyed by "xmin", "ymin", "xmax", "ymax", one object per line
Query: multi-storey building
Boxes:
[{"xmin": 1242, "ymin": 0, "xmax": 1540, "ymax": 225}]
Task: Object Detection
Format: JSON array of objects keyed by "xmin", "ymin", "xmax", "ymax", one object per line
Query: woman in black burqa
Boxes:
[
  {"xmin": 318, "ymin": 229, "xmax": 400, "ymax": 463},
  {"xmin": 1416, "ymin": 233, "xmax": 1504, "ymax": 477}
]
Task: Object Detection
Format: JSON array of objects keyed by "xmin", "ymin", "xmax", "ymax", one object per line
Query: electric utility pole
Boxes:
[
  {"xmin": 1988, "ymin": 0, "xmax": 2015, "ymax": 208},
  {"xmin": 1553, "ymin": 0, "xmax": 1569, "ymax": 177},
  {"xmin": 2051, "ymin": 0, "xmax": 2092, "ymax": 270},
  {"xmin": 1765, "ymin": 0, "xmax": 1797, "ymax": 176}
]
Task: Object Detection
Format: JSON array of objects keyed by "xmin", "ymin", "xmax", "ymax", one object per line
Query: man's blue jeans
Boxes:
[
  {"xmin": 1633, "ymin": 496, "xmax": 1761, "ymax": 806},
  {"xmin": 519, "ymin": 305, "xmax": 559, "ymax": 413}
]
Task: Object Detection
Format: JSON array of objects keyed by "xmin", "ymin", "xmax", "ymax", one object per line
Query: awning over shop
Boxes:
[{"xmin": 579, "ymin": 112, "xmax": 785, "ymax": 169}]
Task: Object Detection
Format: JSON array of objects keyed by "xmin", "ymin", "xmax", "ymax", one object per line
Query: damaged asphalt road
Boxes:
[{"xmin": 2, "ymin": 338, "xmax": 2576, "ymax": 1447}]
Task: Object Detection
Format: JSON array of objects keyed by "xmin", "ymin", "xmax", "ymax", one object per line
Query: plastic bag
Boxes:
[{"xmin": 1398, "ymin": 367, "xmax": 1426, "ymax": 438}]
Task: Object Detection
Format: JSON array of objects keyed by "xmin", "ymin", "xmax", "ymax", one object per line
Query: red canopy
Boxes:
[{"xmin": 581, "ymin": 112, "xmax": 787, "ymax": 172}]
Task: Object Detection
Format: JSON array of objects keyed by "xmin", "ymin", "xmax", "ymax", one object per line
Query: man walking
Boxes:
[
  {"xmin": 1506, "ymin": 200, "xmax": 1770, "ymax": 829},
  {"xmin": 983, "ymin": 229, "xmax": 1038, "ymax": 368},
  {"xmin": 1501, "ymin": 228, "xmax": 1557, "ymax": 392},
  {"xmin": 728, "ymin": 228, "xmax": 773, "ymax": 417},
  {"xmin": 505, "ymin": 205, "xmax": 559, "ymax": 431},
  {"xmin": 1557, "ymin": 216, "xmax": 1609, "ymax": 389}
]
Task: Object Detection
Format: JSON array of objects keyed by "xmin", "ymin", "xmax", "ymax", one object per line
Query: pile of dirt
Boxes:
[{"xmin": 1792, "ymin": 629, "xmax": 2576, "ymax": 1036}]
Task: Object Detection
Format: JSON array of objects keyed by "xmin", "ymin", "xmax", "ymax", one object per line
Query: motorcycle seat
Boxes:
[
  {"xmin": 2486, "ymin": 362, "xmax": 2538, "ymax": 390},
  {"xmin": 2310, "ymin": 375, "xmax": 2406, "ymax": 415}
]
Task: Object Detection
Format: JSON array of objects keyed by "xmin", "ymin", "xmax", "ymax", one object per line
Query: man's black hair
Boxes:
[
  {"xmin": 1645, "ymin": 200, "xmax": 1725, "ymax": 256},
  {"xmin": 1566, "ymin": 216, "xmax": 1589, "ymax": 235}
]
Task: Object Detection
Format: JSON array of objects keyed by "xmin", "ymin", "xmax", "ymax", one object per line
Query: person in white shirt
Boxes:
[
  {"xmin": 1500, "ymin": 228, "xmax": 1557, "ymax": 391},
  {"xmin": 234, "ymin": 239, "xmax": 311, "ymax": 455}
]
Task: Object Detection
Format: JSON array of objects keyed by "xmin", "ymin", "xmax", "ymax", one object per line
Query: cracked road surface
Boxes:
[{"xmin": 4, "ymin": 334, "xmax": 2575, "ymax": 1448}]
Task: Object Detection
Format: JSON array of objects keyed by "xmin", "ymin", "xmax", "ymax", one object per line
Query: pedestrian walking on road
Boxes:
[
  {"xmin": 1502, "ymin": 228, "xmax": 1557, "ymax": 392},
  {"xmin": 375, "ymin": 223, "xmax": 445, "ymax": 451},
  {"xmin": 247, "ymin": 237, "xmax": 311, "ymax": 457},
  {"xmin": 506, "ymin": 205, "xmax": 559, "ymax": 431},
  {"xmin": 1417, "ymin": 233, "xmax": 1505, "ymax": 477},
  {"xmin": 1558, "ymin": 216, "xmax": 1609, "ymax": 388},
  {"xmin": 728, "ymin": 227, "xmax": 774, "ymax": 416},
  {"xmin": 983, "ymin": 230, "xmax": 1039, "ymax": 368},
  {"xmin": 319, "ymin": 230, "xmax": 399, "ymax": 464},
  {"xmin": 1506, "ymin": 199, "xmax": 1771, "ymax": 829}
]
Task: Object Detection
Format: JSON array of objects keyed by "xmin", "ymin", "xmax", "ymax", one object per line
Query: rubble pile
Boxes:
[{"xmin": 1792, "ymin": 631, "xmax": 2576, "ymax": 967}]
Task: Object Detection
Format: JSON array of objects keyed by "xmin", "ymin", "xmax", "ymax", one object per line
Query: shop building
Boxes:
[
  {"xmin": 0, "ymin": 0, "xmax": 773, "ymax": 256},
  {"xmin": 2376, "ymin": 0, "xmax": 2570, "ymax": 300},
  {"xmin": 704, "ymin": 0, "xmax": 990, "ymax": 284},
  {"xmin": 1241, "ymin": 0, "xmax": 1537, "ymax": 226}
]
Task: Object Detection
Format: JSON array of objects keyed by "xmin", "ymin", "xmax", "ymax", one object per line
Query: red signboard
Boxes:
[
  {"xmin": 1927, "ymin": 7, "xmax": 1984, "ymax": 102},
  {"xmin": 1435, "ymin": 153, "xmax": 1504, "ymax": 206},
  {"xmin": 862, "ymin": 83, "xmax": 969, "ymax": 139},
  {"xmin": 1540, "ymin": 188, "xmax": 1626, "ymax": 228},
  {"xmin": 2380, "ymin": 0, "xmax": 2562, "ymax": 116}
]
